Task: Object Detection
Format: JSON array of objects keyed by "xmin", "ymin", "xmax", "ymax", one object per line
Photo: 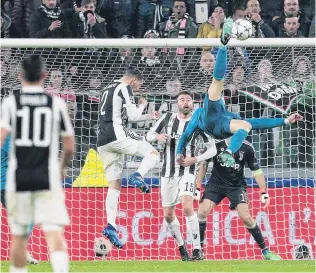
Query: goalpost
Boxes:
[{"xmin": 0, "ymin": 38, "xmax": 315, "ymax": 261}]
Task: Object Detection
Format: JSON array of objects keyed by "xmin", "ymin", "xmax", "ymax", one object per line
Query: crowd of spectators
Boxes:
[{"xmin": 1, "ymin": 0, "xmax": 315, "ymax": 172}]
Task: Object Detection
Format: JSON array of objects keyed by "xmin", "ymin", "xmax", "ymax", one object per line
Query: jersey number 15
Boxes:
[{"xmin": 16, "ymin": 106, "xmax": 52, "ymax": 147}]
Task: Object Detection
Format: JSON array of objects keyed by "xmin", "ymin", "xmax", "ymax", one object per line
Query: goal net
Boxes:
[{"xmin": 1, "ymin": 38, "xmax": 315, "ymax": 261}]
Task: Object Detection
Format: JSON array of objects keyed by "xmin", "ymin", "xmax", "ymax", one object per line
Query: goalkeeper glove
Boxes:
[
  {"xmin": 194, "ymin": 188, "xmax": 201, "ymax": 201},
  {"xmin": 260, "ymin": 190, "xmax": 269, "ymax": 204}
]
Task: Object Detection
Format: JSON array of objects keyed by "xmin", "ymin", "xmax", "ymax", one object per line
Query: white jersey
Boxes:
[
  {"xmin": 97, "ymin": 80, "xmax": 142, "ymax": 147},
  {"xmin": 1, "ymin": 87, "xmax": 74, "ymax": 192},
  {"xmin": 147, "ymin": 112, "xmax": 213, "ymax": 177}
]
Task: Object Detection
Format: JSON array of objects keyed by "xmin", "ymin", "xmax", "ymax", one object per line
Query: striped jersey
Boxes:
[
  {"xmin": 148, "ymin": 112, "xmax": 211, "ymax": 177},
  {"xmin": 0, "ymin": 87, "xmax": 74, "ymax": 192},
  {"xmin": 97, "ymin": 80, "xmax": 142, "ymax": 147}
]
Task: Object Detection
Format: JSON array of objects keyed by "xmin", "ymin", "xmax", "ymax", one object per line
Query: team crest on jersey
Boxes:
[{"xmin": 239, "ymin": 151, "xmax": 244, "ymax": 161}]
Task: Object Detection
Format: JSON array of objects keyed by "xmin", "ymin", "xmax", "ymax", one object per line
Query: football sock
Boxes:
[
  {"xmin": 186, "ymin": 214, "xmax": 201, "ymax": 250},
  {"xmin": 213, "ymin": 46, "xmax": 227, "ymax": 80},
  {"xmin": 166, "ymin": 217, "xmax": 184, "ymax": 247},
  {"xmin": 227, "ymin": 129, "xmax": 249, "ymax": 153},
  {"xmin": 50, "ymin": 251, "xmax": 69, "ymax": 272},
  {"xmin": 27, "ymin": 224, "xmax": 34, "ymax": 241},
  {"xmin": 106, "ymin": 188, "xmax": 120, "ymax": 229},
  {"xmin": 246, "ymin": 118, "xmax": 286, "ymax": 130},
  {"xmin": 247, "ymin": 224, "xmax": 267, "ymax": 250},
  {"xmin": 198, "ymin": 218, "xmax": 207, "ymax": 247},
  {"xmin": 137, "ymin": 153, "xmax": 160, "ymax": 177}
]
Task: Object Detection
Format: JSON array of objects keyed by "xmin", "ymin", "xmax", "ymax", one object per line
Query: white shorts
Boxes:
[
  {"xmin": 97, "ymin": 137, "xmax": 154, "ymax": 181},
  {"xmin": 6, "ymin": 189, "xmax": 69, "ymax": 236},
  {"xmin": 161, "ymin": 173, "xmax": 196, "ymax": 207}
]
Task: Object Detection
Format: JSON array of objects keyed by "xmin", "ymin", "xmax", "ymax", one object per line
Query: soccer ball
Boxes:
[
  {"xmin": 94, "ymin": 237, "xmax": 112, "ymax": 257},
  {"xmin": 231, "ymin": 19, "xmax": 254, "ymax": 41}
]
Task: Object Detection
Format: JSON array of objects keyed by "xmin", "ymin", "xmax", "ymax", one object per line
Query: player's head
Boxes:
[
  {"xmin": 122, "ymin": 67, "xmax": 143, "ymax": 91},
  {"xmin": 42, "ymin": 0, "xmax": 57, "ymax": 9},
  {"xmin": 173, "ymin": 0, "xmax": 187, "ymax": 19},
  {"xmin": 176, "ymin": 91, "xmax": 193, "ymax": 116},
  {"xmin": 247, "ymin": 0, "xmax": 260, "ymax": 15},
  {"xmin": 284, "ymin": 0, "xmax": 299, "ymax": 17},
  {"xmin": 284, "ymin": 15, "xmax": 300, "ymax": 36},
  {"xmin": 20, "ymin": 55, "xmax": 46, "ymax": 86}
]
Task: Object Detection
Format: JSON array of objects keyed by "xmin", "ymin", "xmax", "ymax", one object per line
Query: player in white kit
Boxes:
[{"xmin": 0, "ymin": 55, "xmax": 75, "ymax": 273}]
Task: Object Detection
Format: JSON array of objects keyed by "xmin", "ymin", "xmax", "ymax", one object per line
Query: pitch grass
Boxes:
[{"xmin": 1, "ymin": 260, "xmax": 315, "ymax": 272}]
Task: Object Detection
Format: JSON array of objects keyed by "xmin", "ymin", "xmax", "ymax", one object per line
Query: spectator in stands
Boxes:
[
  {"xmin": 29, "ymin": 0, "xmax": 72, "ymax": 38},
  {"xmin": 247, "ymin": 0, "xmax": 275, "ymax": 37},
  {"xmin": 197, "ymin": 4, "xmax": 225, "ymax": 39},
  {"xmin": 137, "ymin": 0, "xmax": 173, "ymax": 38},
  {"xmin": 232, "ymin": 5, "xmax": 247, "ymax": 21},
  {"xmin": 60, "ymin": 0, "xmax": 81, "ymax": 12},
  {"xmin": 70, "ymin": 0, "xmax": 107, "ymax": 38},
  {"xmin": 199, "ymin": 51, "xmax": 215, "ymax": 76},
  {"xmin": 100, "ymin": 0, "xmax": 136, "ymax": 38},
  {"xmin": 279, "ymin": 15, "xmax": 304, "ymax": 37},
  {"xmin": 11, "ymin": 0, "xmax": 39, "ymax": 38},
  {"xmin": 271, "ymin": 0, "xmax": 311, "ymax": 37},
  {"xmin": 257, "ymin": 0, "xmax": 283, "ymax": 26},
  {"xmin": 45, "ymin": 68, "xmax": 65, "ymax": 94},
  {"xmin": 159, "ymin": 0, "xmax": 197, "ymax": 39},
  {"xmin": 309, "ymin": 15, "xmax": 315, "ymax": 37},
  {"xmin": 1, "ymin": 10, "xmax": 11, "ymax": 38}
]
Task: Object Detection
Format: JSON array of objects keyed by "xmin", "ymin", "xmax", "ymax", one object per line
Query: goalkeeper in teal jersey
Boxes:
[
  {"xmin": 1, "ymin": 136, "xmax": 39, "ymax": 265},
  {"xmin": 177, "ymin": 18, "xmax": 303, "ymax": 167}
]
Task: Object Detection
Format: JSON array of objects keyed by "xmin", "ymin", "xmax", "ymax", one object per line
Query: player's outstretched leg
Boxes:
[
  {"xmin": 26, "ymin": 224, "xmax": 39, "ymax": 265},
  {"xmin": 128, "ymin": 150, "xmax": 160, "ymax": 193},
  {"xmin": 236, "ymin": 203, "xmax": 281, "ymax": 260},
  {"xmin": 221, "ymin": 17, "xmax": 233, "ymax": 46}
]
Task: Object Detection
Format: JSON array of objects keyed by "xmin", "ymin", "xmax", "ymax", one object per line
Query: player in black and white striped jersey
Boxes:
[
  {"xmin": 97, "ymin": 67, "xmax": 160, "ymax": 249},
  {"xmin": 147, "ymin": 91, "xmax": 217, "ymax": 261},
  {"xmin": 0, "ymin": 55, "xmax": 75, "ymax": 273}
]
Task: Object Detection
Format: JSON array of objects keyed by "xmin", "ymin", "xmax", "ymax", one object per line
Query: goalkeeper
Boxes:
[
  {"xmin": 0, "ymin": 136, "xmax": 38, "ymax": 265},
  {"xmin": 195, "ymin": 138, "xmax": 281, "ymax": 260},
  {"xmin": 176, "ymin": 18, "xmax": 303, "ymax": 168}
]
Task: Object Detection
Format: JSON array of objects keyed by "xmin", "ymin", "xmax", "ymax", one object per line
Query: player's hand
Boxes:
[
  {"xmin": 286, "ymin": 113, "xmax": 303, "ymax": 124},
  {"xmin": 139, "ymin": 97, "xmax": 148, "ymax": 107},
  {"xmin": 49, "ymin": 20, "xmax": 62, "ymax": 31},
  {"xmin": 151, "ymin": 111, "xmax": 160, "ymax": 120},
  {"xmin": 156, "ymin": 134, "xmax": 169, "ymax": 143},
  {"xmin": 180, "ymin": 156, "xmax": 197, "ymax": 167},
  {"xmin": 87, "ymin": 13, "xmax": 96, "ymax": 25},
  {"xmin": 260, "ymin": 192, "xmax": 270, "ymax": 209},
  {"xmin": 176, "ymin": 154, "xmax": 184, "ymax": 165},
  {"xmin": 251, "ymin": 13, "xmax": 261, "ymax": 23},
  {"xmin": 194, "ymin": 188, "xmax": 201, "ymax": 201}
]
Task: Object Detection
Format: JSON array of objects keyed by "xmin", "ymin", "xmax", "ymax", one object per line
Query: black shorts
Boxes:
[
  {"xmin": 201, "ymin": 183, "xmax": 248, "ymax": 210},
  {"xmin": 1, "ymin": 189, "xmax": 6, "ymax": 208}
]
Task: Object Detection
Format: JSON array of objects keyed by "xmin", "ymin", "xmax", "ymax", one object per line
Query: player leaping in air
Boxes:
[{"xmin": 176, "ymin": 18, "xmax": 303, "ymax": 167}]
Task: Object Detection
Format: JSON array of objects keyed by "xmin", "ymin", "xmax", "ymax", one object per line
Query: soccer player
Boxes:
[
  {"xmin": 0, "ymin": 55, "xmax": 75, "ymax": 273},
  {"xmin": 176, "ymin": 18, "xmax": 303, "ymax": 167},
  {"xmin": 97, "ymin": 67, "xmax": 160, "ymax": 249},
  {"xmin": 147, "ymin": 91, "xmax": 217, "ymax": 261},
  {"xmin": 1, "ymin": 136, "xmax": 39, "ymax": 265},
  {"xmin": 194, "ymin": 138, "xmax": 281, "ymax": 260}
]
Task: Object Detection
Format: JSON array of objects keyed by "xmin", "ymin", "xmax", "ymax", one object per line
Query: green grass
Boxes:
[{"xmin": 1, "ymin": 260, "xmax": 315, "ymax": 272}]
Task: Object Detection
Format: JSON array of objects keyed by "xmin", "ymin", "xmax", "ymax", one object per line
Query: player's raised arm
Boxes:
[
  {"xmin": 246, "ymin": 143, "xmax": 269, "ymax": 209},
  {"xmin": 176, "ymin": 109, "xmax": 201, "ymax": 160},
  {"xmin": 146, "ymin": 112, "xmax": 170, "ymax": 142}
]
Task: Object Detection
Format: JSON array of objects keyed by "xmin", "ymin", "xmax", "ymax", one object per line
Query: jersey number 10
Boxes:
[{"xmin": 15, "ymin": 106, "xmax": 52, "ymax": 147}]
